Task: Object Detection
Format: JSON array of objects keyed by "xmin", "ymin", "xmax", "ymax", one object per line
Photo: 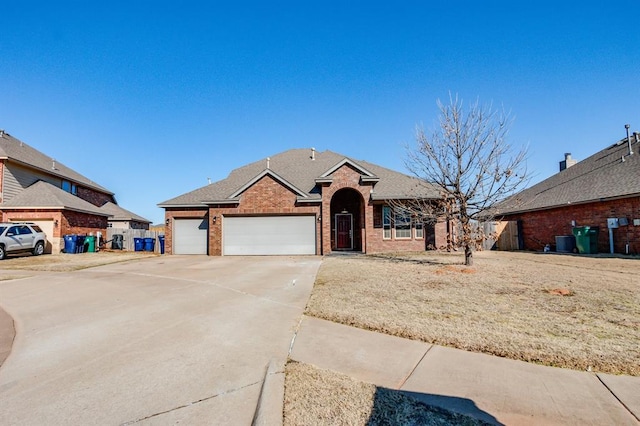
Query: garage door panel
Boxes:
[
  {"xmin": 174, "ymin": 218, "xmax": 208, "ymax": 255},
  {"xmin": 223, "ymin": 216, "xmax": 315, "ymax": 255}
]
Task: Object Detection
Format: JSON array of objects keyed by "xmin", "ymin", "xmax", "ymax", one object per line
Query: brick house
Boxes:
[
  {"xmin": 496, "ymin": 132, "xmax": 640, "ymax": 254},
  {"xmin": 159, "ymin": 148, "xmax": 449, "ymax": 255},
  {"xmin": 100, "ymin": 202, "xmax": 151, "ymax": 230},
  {"xmin": 0, "ymin": 130, "xmax": 140, "ymax": 253}
]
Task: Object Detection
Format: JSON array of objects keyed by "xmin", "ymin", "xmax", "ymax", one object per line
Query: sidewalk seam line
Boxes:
[
  {"xmin": 397, "ymin": 344, "xmax": 433, "ymax": 389},
  {"xmin": 288, "ymin": 316, "xmax": 305, "ymax": 358},
  {"xmin": 595, "ymin": 374, "xmax": 640, "ymax": 423},
  {"xmin": 119, "ymin": 380, "xmax": 262, "ymax": 425}
]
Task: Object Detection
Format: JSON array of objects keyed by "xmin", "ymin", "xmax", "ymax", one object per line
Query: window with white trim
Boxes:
[
  {"xmin": 394, "ymin": 208, "xmax": 411, "ymax": 239},
  {"xmin": 382, "ymin": 206, "xmax": 391, "ymax": 239},
  {"xmin": 414, "ymin": 219, "xmax": 424, "ymax": 239}
]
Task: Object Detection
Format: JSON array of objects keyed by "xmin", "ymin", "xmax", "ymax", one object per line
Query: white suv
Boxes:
[{"xmin": 0, "ymin": 223, "xmax": 47, "ymax": 260}]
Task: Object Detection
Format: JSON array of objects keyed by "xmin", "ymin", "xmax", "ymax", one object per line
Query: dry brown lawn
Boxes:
[
  {"xmin": 284, "ymin": 361, "xmax": 489, "ymax": 426},
  {"xmin": 306, "ymin": 251, "xmax": 640, "ymax": 376},
  {"xmin": 0, "ymin": 251, "xmax": 157, "ymax": 273}
]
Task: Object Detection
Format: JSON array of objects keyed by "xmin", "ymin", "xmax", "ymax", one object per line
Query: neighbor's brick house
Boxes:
[
  {"xmin": 0, "ymin": 130, "xmax": 148, "ymax": 253},
  {"xmin": 496, "ymin": 132, "xmax": 640, "ymax": 254},
  {"xmin": 159, "ymin": 148, "xmax": 448, "ymax": 256}
]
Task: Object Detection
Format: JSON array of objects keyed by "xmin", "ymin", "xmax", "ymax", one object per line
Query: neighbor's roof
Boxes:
[
  {"xmin": 158, "ymin": 148, "xmax": 440, "ymax": 207},
  {"xmin": 100, "ymin": 201, "xmax": 151, "ymax": 223},
  {"xmin": 497, "ymin": 135, "xmax": 640, "ymax": 215},
  {"xmin": 0, "ymin": 181, "xmax": 111, "ymax": 216},
  {"xmin": 0, "ymin": 131, "xmax": 113, "ymax": 195}
]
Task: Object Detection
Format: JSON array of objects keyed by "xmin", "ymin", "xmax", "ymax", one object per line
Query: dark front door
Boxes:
[{"xmin": 335, "ymin": 214, "xmax": 353, "ymax": 250}]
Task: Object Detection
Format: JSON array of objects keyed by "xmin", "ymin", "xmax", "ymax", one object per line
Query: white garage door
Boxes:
[
  {"xmin": 174, "ymin": 218, "xmax": 208, "ymax": 254},
  {"xmin": 223, "ymin": 216, "xmax": 316, "ymax": 255}
]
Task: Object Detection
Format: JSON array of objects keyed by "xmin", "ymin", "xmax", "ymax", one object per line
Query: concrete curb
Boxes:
[
  {"xmin": 0, "ymin": 306, "xmax": 15, "ymax": 368},
  {"xmin": 252, "ymin": 358, "xmax": 285, "ymax": 426}
]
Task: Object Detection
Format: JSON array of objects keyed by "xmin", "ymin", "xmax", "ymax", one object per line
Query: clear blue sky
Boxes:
[{"xmin": 2, "ymin": 1, "xmax": 639, "ymax": 224}]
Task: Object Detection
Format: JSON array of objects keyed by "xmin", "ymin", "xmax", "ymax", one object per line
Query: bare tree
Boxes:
[{"xmin": 405, "ymin": 95, "xmax": 529, "ymax": 265}]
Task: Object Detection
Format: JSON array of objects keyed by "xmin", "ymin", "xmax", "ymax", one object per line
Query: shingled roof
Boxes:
[
  {"xmin": 158, "ymin": 148, "xmax": 440, "ymax": 207},
  {"xmin": 0, "ymin": 181, "xmax": 110, "ymax": 216},
  {"xmin": 100, "ymin": 201, "xmax": 151, "ymax": 223},
  {"xmin": 0, "ymin": 131, "xmax": 113, "ymax": 195},
  {"xmin": 497, "ymin": 135, "xmax": 640, "ymax": 215}
]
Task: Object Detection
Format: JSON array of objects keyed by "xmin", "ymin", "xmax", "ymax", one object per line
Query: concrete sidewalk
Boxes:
[{"xmin": 290, "ymin": 316, "xmax": 640, "ymax": 425}]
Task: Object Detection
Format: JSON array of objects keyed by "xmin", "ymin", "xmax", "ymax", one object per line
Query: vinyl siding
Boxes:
[{"xmin": 2, "ymin": 162, "xmax": 63, "ymax": 202}]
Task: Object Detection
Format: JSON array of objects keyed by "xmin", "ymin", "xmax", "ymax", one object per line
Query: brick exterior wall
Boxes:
[
  {"xmin": 210, "ymin": 176, "xmax": 321, "ymax": 255},
  {"xmin": 77, "ymin": 186, "xmax": 115, "ymax": 207},
  {"xmin": 502, "ymin": 196, "xmax": 640, "ymax": 254},
  {"xmin": 2, "ymin": 209, "xmax": 108, "ymax": 253},
  {"xmin": 164, "ymin": 165, "xmax": 449, "ymax": 256}
]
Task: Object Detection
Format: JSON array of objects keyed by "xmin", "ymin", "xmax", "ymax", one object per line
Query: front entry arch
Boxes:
[{"xmin": 330, "ymin": 188, "xmax": 363, "ymax": 251}]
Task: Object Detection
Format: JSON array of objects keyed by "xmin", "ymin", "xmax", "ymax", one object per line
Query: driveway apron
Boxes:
[{"xmin": 0, "ymin": 255, "xmax": 321, "ymax": 425}]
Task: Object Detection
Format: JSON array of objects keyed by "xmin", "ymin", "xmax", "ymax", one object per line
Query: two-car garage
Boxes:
[{"xmin": 172, "ymin": 215, "xmax": 316, "ymax": 255}]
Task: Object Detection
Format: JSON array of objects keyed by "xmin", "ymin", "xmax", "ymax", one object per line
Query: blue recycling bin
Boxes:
[
  {"xmin": 144, "ymin": 237, "xmax": 155, "ymax": 252},
  {"xmin": 75, "ymin": 235, "xmax": 86, "ymax": 253},
  {"xmin": 158, "ymin": 235, "xmax": 165, "ymax": 254},
  {"xmin": 134, "ymin": 238, "xmax": 144, "ymax": 252},
  {"xmin": 64, "ymin": 235, "xmax": 77, "ymax": 254}
]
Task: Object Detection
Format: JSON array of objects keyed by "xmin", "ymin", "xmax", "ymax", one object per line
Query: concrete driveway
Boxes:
[{"xmin": 0, "ymin": 255, "xmax": 321, "ymax": 425}]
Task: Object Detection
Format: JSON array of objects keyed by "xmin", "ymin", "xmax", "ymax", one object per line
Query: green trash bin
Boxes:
[
  {"xmin": 85, "ymin": 235, "xmax": 96, "ymax": 253},
  {"xmin": 572, "ymin": 226, "xmax": 599, "ymax": 254}
]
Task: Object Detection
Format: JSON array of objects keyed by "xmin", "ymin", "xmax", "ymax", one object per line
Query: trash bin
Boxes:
[
  {"xmin": 75, "ymin": 235, "xmax": 86, "ymax": 253},
  {"xmin": 134, "ymin": 237, "xmax": 144, "ymax": 252},
  {"xmin": 112, "ymin": 234, "xmax": 123, "ymax": 250},
  {"xmin": 85, "ymin": 235, "xmax": 96, "ymax": 253},
  {"xmin": 158, "ymin": 235, "xmax": 165, "ymax": 254},
  {"xmin": 144, "ymin": 237, "xmax": 155, "ymax": 252},
  {"xmin": 64, "ymin": 235, "xmax": 77, "ymax": 254},
  {"xmin": 572, "ymin": 226, "xmax": 599, "ymax": 254},
  {"xmin": 555, "ymin": 235, "xmax": 576, "ymax": 253}
]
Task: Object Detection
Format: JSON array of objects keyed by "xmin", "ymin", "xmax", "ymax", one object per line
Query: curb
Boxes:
[{"xmin": 252, "ymin": 358, "xmax": 285, "ymax": 426}]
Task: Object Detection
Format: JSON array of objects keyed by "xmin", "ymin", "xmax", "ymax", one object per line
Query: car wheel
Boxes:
[
  {"xmin": 33, "ymin": 241, "xmax": 45, "ymax": 256},
  {"xmin": 0, "ymin": 245, "xmax": 5, "ymax": 260}
]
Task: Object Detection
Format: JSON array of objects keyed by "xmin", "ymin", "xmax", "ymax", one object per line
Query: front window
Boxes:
[
  {"xmin": 415, "ymin": 219, "xmax": 424, "ymax": 239},
  {"xmin": 382, "ymin": 206, "xmax": 391, "ymax": 239},
  {"xmin": 394, "ymin": 209, "xmax": 411, "ymax": 239}
]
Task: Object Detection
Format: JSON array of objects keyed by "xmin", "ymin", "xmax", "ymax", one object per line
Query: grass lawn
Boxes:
[
  {"xmin": 284, "ymin": 361, "xmax": 490, "ymax": 426},
  {"xmin": 305, "ymin": 251, "xmax": 640, "ymax": 376}
]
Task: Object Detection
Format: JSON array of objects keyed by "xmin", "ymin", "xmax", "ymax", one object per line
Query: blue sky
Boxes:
[{"xmin": 2, "ymin": 1, "xmax": 639, "ymax": 224}]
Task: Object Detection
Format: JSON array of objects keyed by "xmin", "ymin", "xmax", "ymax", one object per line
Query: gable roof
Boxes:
[
  {"xmin": 158, "ymin": 148, "xmax": 440, "ymax": 207},
  {"xmin": 100, "ymin": 201, "xmax": 151, "ymax": 223},
  {"xmin": 0, "ymin": 181, "xmax": 111, "ymax": 216},
  {"xmin": 0, "ymin": 131, "xmax": 113, "ymax": 195},
  {"xmin": 497, "ymin": 136, "xmax": 640, "ymax": 215}
]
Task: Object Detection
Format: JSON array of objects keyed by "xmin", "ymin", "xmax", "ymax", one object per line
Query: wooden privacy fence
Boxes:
[
  {"xmin": 105, "ymin": 228, "xmax": 164, "ymax": 253},
  {"xmin": 482, "ymin": 220, "xmax": 522, "ymax": 251}
]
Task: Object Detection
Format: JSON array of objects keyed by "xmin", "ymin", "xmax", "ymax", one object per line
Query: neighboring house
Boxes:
[
  {"xmin": 158, "ymin": 148, "xmax": 448, "ymax": 256},
  {"xmin": 496, "ymin": 132, "xmax": 640, "ymax": 254},
  {"xmin": 100, "ymin": 202, "xmax": 151, "ymax": 230},
  {"xmin": 0, "ymin": 130, "xmax": 123, "ymax": 253}
]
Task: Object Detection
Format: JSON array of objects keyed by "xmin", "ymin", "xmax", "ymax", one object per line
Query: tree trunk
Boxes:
[{"xmin": 464, "ymin": 244, "xmax": 473, "ymax": 266}]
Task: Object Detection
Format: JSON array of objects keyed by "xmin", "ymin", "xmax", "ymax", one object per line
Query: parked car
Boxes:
[{"xmin": 0, "ymin": 222, "xmax": 47, "ymax": 260}]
